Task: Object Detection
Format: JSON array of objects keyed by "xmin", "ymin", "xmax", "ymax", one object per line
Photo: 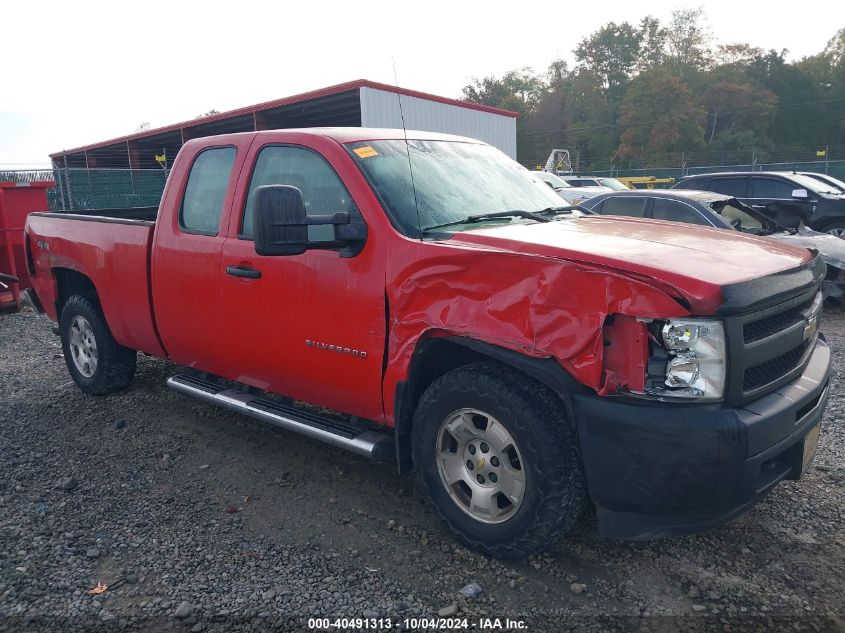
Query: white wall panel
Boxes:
[{"xmin": 359, "ymin": 87, "xmax": 517, "ymax": 158}]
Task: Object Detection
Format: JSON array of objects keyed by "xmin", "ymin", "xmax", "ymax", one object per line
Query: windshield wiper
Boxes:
[
  {"xmin": 537, "ymin": 204, "xmax": 593, "ymax": 216},
  {"xmin": 423, "ymin": 210, "xmax": 550, "ymax": 232}
]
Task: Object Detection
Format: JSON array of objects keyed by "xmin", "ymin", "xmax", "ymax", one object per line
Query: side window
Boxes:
[
  {"xmin": 179, "ymin": 147, "xmax": 237, "ymax": 234},
  {"xmin": 651, "ymin": 198, "xmax": 709, "ymax": 225},
  {"xmin": 709, "ymin": 178, "xmax": 746, "ymax": 198},
  {"xmin": 242, "ymin": 146, "xmax": 353, "ymax": 241},
  {"xmin": 598, "ymin": 196, "xmax": 648, "ymax": 217},
  {"xmin": 752, "ymin": 178, "xmax": 795, "ymax": 199}
]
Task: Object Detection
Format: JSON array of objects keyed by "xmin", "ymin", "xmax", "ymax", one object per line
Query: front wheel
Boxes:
[
  {"xmin": 412, "ymin": 363, "xmax": 587, "ymax": 558},
  {"xmin": 820, "ymin": 219, "xmax": 845, "ymax": 239},
  {"xmin": 60, "ymin": 295, "xmax": 136, "ymax": 395}
]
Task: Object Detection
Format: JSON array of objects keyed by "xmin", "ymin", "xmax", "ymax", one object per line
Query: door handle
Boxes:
[{"xmin": 226, "ymin": 265, "xmax": 262, "ymax": 279}]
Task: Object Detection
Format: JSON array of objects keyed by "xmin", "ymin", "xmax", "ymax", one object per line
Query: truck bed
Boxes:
[
  {"xmin": 47, "ymin": 206, "xmax": 159, "ymax": 223},
  {"xmin": 25, "ymin": 211, "xmax": 166, "ymax": 357}
]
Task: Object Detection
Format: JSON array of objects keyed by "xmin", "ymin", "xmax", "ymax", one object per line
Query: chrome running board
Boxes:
[{"xmin": 167, "ymin": 373, "xmax": 393, "ymax": 460}]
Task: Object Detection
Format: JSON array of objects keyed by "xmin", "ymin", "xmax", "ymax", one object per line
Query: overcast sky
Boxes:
[{"xmin": 2, "ymin": 0, "xmax": 843, "ymax": 168}]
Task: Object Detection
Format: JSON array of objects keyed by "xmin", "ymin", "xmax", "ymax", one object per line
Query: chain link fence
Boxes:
[
  {"xmin": 526, "ymin": 144, "xmax": 845, "ymax": 185},
  {"xmin": 0, "ymin": 168, "xmax": 166, "ymax": 211},
  {"xmin": 3, "ymin": 147, "xmax": 844, "ymax": 209},
  {"xmin": 585, "ymin": 160, "xmax": 845, "ymax": 184}
]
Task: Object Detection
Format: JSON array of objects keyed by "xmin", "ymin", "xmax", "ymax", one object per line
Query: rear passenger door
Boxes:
[
  {"xmin": 152, "ymin": 141, "xmax": 249, "ymax": 375},
  {"xmin": 708, "ymin": 177, "xmax": 749, "ymax": 203}
]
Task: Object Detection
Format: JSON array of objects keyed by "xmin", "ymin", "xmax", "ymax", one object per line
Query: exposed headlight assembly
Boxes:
[{"xmin": 649, "ymin": 319, "xmax": 726, "ymax": 401}]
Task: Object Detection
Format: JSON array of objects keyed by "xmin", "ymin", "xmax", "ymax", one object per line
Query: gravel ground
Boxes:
[{"xmin": 1, "ymin": 308, "xmax": 843, "ymax": 633}]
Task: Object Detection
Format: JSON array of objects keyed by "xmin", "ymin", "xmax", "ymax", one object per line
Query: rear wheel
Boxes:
[
  {"xmin": 412, "ymin": 362, "xmax": 587, "ymax": 558},
  {"xmin": 60, "ymin": 295, "xmax": 136, "ymax": 395}
]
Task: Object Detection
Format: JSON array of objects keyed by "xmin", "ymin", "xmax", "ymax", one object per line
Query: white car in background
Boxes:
[
  {"xmin": 532, "ymin": 171, "xmax": 613, "ymax": 204},
  {"xmin": 559, "ymin": 175, "xmax": 630, "ymax": 191}
]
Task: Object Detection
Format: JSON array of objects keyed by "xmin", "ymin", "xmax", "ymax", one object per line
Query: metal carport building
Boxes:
[
  {"xmin": 47, "ymin": 80, "xmax": 517, "ymax": 211},
  {"xmin": 50, "ymin": 79, "xmax": 517, "ymax": 170}
]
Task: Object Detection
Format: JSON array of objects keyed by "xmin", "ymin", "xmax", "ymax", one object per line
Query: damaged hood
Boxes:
[{"xmin": 449, "ymin": 216, "xmax": 815, "ymax": 313}]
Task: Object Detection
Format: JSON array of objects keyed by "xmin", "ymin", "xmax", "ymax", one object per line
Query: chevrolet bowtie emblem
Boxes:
[
  {"xmin": 476, "ymin": 457, "xmax": 486, "ymax": 470},
  {"xmin": 803, "ymin": 316, "xmax": 818, "ymax": 341}
]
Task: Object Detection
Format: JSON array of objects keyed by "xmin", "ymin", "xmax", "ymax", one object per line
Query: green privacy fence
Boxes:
[{"xmin": 0, "ymin": 168, "xmax": 167, "ymax": 211}]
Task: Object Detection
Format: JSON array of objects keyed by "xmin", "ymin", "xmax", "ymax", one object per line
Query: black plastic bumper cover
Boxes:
[{"xmin": 574, "ymin": 337, "xmax": 831, "ymax": 540}]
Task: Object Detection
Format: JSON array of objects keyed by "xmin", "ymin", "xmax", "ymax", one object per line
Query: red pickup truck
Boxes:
[{"xmin": 24, "ymin": 129, "xmax": 830, "ymax": 556}]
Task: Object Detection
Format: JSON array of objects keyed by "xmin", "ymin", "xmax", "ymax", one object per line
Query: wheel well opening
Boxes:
[
  {"xmin": 395, "ymin": 337, "xmax": 583, "ymax": 473},
  {"xmin": 54, "ymin": 268, "xmax": 99, "ymax": 316},
  {"xmin": 396, "ymin": 339, "xmax": 491, "ymax": 472}
]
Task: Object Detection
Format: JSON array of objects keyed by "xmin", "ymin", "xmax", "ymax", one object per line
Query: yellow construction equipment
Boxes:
[{"xmin": 616, "ymin": 176, "xmax": 676, "ymax": 189}]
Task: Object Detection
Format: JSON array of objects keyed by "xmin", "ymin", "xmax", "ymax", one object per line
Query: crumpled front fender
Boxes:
[{"xmin": 383, "ymin": 249, "xmax": 691, "ymax": 424}]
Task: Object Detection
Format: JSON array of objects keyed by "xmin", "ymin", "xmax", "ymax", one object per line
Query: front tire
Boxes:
[
  {"xmin": 411, "ymin": 362, "xmax": 587, "ymax": 558},
  {"xmin": 60, "ymin": 295, "xmax": 136, "ymax": 395},
  {"xmin": 820, "ymin": 219, "xmax": 845, "ymax": 239}
]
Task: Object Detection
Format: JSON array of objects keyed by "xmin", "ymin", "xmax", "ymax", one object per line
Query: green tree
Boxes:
[
  {"xmin": 574, "ymin": 22, "xmax": 642, "ymax": 104},
  {"xmin": 715, "ymin": 43, "xmax": 764, "ymax": 67},
  {"xmin": 702, "ymin": 79, "xmax": 778, "ymax": 144},
  {"xmin": 664, "ymin": 7, "xmax": 712, "ymax": 76},
  {"xmin": 637, "ymin": 16, "xmax": 667, "ymax": 70},
  {"xmin": 616, "ymin": 69, "xmax": 705, "ymax": 161},
  {"xmin": 462, "ymin": 69, "xmax": 546, "ymax": 115},
  {"xmin": 749, "ymin": 50, "xmax": 831, "ymax": 146}
]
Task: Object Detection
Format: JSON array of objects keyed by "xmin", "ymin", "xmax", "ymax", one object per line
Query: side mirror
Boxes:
[
  {"xmin": 253, "ymin": 185, "xmax": 367, "ymax": 257},
  {"xmin": 792, "ymin": 188, "xmax": 809, "ymax": 199}
]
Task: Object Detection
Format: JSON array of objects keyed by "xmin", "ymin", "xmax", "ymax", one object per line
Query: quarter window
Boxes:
[
  {"xmin": 179, "ymin": 147, "xmax": 237, "ymax": 234},
  {"xmin": 242, "ymin": 146, "xmax": 353, "ymax": 240}
]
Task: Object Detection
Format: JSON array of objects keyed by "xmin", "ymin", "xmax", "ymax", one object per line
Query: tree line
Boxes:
[{"xmin": 461, "ymin": 9, "xmax": 845, "ymax": 171}]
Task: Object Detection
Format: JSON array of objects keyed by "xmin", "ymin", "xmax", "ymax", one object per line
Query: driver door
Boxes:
[{"xmin": 219, "ymin": 143, "xmax": 386, "ymax": 421}]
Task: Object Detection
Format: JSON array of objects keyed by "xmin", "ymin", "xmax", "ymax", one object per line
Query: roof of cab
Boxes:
[{"xmin": 181, "ymin": 127, "xmax": 487, "ymax": 149}]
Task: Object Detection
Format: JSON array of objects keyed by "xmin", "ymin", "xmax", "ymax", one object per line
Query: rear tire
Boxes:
[
  {"xmin": 411, "ymin": 362, "xmax": 587, "ymax": 558},
  {"xmin": 60, "ymin": 295, "xmax": 136, "ymax": 395}
]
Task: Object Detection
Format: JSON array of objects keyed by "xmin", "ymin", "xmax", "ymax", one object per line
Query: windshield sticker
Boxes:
[{"xmin": 353, "ymin": 146, "xmax": 379, "ymax": 159}]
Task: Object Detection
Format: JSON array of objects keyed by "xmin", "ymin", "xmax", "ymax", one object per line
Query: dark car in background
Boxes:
[
  {"xmin": 581, "ymin": 189, "xmax": 845, "ymax": 299},
  {"xmin": 672, "ymin": 171, "xmax": 845, "ymax": 237}
]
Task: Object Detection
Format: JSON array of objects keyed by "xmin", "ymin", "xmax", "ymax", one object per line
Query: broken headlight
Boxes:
[{"xmin": 648, "ymin": 319, "xmax": 726, "ymax": 401}]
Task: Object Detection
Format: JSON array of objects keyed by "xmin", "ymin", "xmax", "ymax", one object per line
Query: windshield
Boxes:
[
  {"xmin": 534, "ymin": 171, "xmax": 573, "ymax": 189},
  {"xmin": 803, "ymin": 173, "xmax": 845, "ymax": 193},
  {"xmin": 598, "ymin": 178, "xmax": 629, "ymax": 191},
  {"xmin": 347, "ymin": 140, "xmax": 568, "ymax": 233},
  {"xmin": 789, "ymin": 173, "xmax": 835, "ymax": 195},
  {"xmin": 711, "ymin": 200, "xmax": 763, "ymax": 231}
]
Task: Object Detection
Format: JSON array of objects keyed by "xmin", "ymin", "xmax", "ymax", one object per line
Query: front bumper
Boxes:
[{"xmin": 574, "ymin": 337, "xmax": 831, "ymax": 540}]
